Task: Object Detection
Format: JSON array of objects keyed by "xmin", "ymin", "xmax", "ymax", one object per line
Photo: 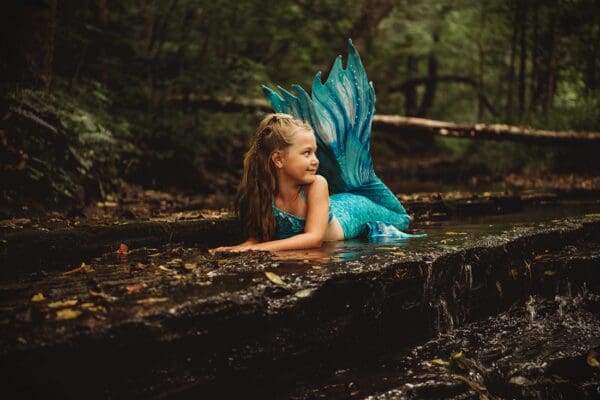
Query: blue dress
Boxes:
[{"xmin": 265, "ymin": 40, "xmax": 419, "ymax": 241}]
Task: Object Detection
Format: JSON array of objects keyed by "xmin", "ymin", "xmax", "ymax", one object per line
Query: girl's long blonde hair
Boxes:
[{"xmin": 235, "ymin": 113, "xmax": 313, "ymax": 241}]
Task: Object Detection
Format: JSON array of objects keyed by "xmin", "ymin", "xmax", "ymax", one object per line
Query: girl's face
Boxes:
[{"xmin": 275, "ymin": 128, "xmax": 319, "ymax": 185}]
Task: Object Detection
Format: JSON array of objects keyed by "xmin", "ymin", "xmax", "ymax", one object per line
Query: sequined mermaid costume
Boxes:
[{"xmin": 264, "ymin": 40, "xmax": 417, "ymax": 241}]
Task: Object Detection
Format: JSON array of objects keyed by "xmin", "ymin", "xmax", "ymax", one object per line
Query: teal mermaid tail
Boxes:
[
  {"xmin": 263, "ymin": 39, "xmax": 423, "ymax": 240},
  {"xmin": 262, "ymin": 39, "xmax": 375, "ymax": 194}
]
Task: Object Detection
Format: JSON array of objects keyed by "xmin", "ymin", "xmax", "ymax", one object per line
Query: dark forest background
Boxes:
[{"xmin": 1, "ymin": 0, "xmax": 599, "ymax": 214}]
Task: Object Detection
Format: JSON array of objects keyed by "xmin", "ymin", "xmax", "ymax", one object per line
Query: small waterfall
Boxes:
[
  {"xmin": 526, "ymin": 295, "xmax": 536, "ymax": 321},
  {"xmin": 431, "ymin": 298, "xmax": 454, "ymax": 334}
]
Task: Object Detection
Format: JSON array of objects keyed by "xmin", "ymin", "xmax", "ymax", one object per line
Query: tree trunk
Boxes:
[
  {"xmin": 529, "ymin": 0, "xmax": 539, "ymax": 112},
  {"xmin": 505, "ymin": 1, "xmax": 519, "ymax": 121},
  {"xmin": 97, "ymin": 0, "xmax": 108, "ymax": 83},
  {"xmin": 517, "ymin": 0, "xmax": 528, "ymax": 118},
  {"xmin": 543, "ymin": 10, "xmax": 557, "ymax": 115},
  {"xmin": 348, "ymin": 0, "xmax": 395, "ymax": 54},
  {"xmin": 417, "ymin": 50, "xmax": 438, "ymax": 117},
  {"xmin": 0, "ymin": 0, "xmax": 57, "ymax": 90},
  {"xmin": 405, "ymin": 56, "xmax": 418, "ymax": 116},
  {"xmin": 477, "ymin": 0, "xmax": 488, "ymax": 120}
]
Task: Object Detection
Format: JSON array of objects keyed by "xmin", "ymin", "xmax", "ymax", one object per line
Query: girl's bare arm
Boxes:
[{"xmin": 245, "ymin": 175, "xmax": 330, "ymax": 251}]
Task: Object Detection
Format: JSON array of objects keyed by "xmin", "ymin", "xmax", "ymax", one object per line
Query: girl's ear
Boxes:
[{"xmin": 271, "ymin": 151, "xmax": 285, "ymax": 168}]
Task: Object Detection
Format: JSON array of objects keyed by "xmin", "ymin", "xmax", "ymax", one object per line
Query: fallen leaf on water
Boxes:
[
  {"xmin": 509, "ymin": 376, "xmax": 531, "ymax": 385},
  {"xmin": 136, "ymin": 297, "xmax": 168, "ymax": 305},
  {"xmin": 265, "ymin": 271, "xmax": 290, "ymax": 288},
  {"xmin": 450, "ymin": 351, "xmax": 469, "ymax": 371},
  {"xmin": 117, "ymin": 243, "xmax": 128, "ymax": 255},
  {"xmin": 89, "ymin": 290, "xmax": 117, "ymax": 301},
  {"xmin": 544, "ymin": 270, "xmax": 556, "ymax": 276},
  {"xmin": 311, "ymin": 265, "xmax": 322, "ymax": 270},
  {"xmin": 80, "ymin": 303, "xmax": 107, "ymax": 313},
  {"xmin": 451, "ymin": 374, "xmax": 487, "ymax": 392},
  {"xmin": 61, "ymin": 262, "xmax": 95, "ymax": 275},
  {"xmin": 166, "ymin": 258, "xmax": 183, "ymax": 265},
  {"xmin": 159, "ymin": 265, "xmax": 175, "ymax": 273},
  {"xmin": 294, "ymin": 288, "xmax": 315, "ymax": 298},
  {"xmin": 31, "ymin": 293, "xmax": 45, "ymax": 302},
  {"xmin": 445, "ymin": 231, "xmax": 467, "ymax": 235},
  {"xmin": 587, "ymin": 350, "xmax": 600, "ymax": 368},
  {"xmin": 125, "ymin": 284, "xmax": 146, "ymax": 293},
  {"xmin": 391, "ymin": 251, "xmax": 406, "ymax": 257},
  {"xmin": 47, "ymin": 299, "xmax": 78, "ymax": 308},
  {"xmin": 148, "ymin": 253, "xmax": 161, "ymax": 257},
  {"xmin": 196, "ymin": 280, "xmax": 212, "ymax": 286},
  {"xmin": 184, "ymin": 263, "xmax": 197, "ymax": 270},
  {"xmin": 430, "ymin": 358, "xmax": 450, "ymax": 367},
  {"xmin": 55, "ymin": 308, "xmax": 82, "ymax": 320},
  {"xmin": 97, "ymin": 201, "xmax": 118, "ymax": 208}
]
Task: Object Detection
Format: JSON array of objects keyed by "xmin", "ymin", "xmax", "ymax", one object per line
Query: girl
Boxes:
[{"xmin": 212, "ymin": 41, "xmax": 417, "ymax": 253}]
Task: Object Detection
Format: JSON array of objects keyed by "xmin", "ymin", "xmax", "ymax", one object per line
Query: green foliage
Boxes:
[{"xmin": 0, "ymin": 79, "xmax": 137, "ymax": 209}]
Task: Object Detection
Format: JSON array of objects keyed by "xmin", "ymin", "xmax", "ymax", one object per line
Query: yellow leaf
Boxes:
[
  {"xmin": 55, "ymin": 308, "xmax": 82, "ymax": 320},
  {"xmin": 452, "ymin": 374, "xmax": 487, "ymax": 392},
  {"xmin": 89, "ymin": 290, "xmax": 117, "ymax": 301},
  {"xmin": 80, "ymin": 303, "xmax": 107, "ymax": 313},
  {"xmin": 159, "ymin": 265, "xmax": 174, "ymax": 273},
  {"xmin": 509, "ymin": 376, "xmax": 531, "ymax": 385},
  {"xmin": 587, "ymin": 350, "xmax": 600, "ymax": 368},
  {"xmin": 544, "ymin": 270, "xmax": 556, "ymax": 276},
  {"xmin": 48, "ymin": 299, "xmax": 78, "ymax": 308},
  {"xmin": 311, "ymin": 265, "xmax": 322, "ymax": 270},
  {"xmin": 265, "ymin": 271, "xmax": 289, "ymax": 288},
  {"xmin": 136, "ymin": 297, "xmax": 168, "ymax": 305},
  {"xmin": 431, "ymin": 358, "xmax": 450, "ymax": 367},
  {"xmin": 61, "ymin": 262, "xmax": 95, "ymax": 275},
  {"xmin": 125, "ymin": 284, "xmax": 146, "ymax": 293},
  {"xmin": 445, "ymin": 231, "xmax": 467, "ymax": 235},
  {"xmin": 294, "ymin": 288, "xmax": 315, "ymax": 298},
  {"xmin": 31, "ymin": 293, "xmax": 45, "ymax": 302},
  {"xmin": 391, "ymin": 251, "xmax": 406, "ymax": 257}
]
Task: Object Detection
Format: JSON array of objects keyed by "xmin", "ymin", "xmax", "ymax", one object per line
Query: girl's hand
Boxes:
[
  {"xmin": 209, "ymin": 244, "xmax": 264, "ymax": 254},
  {"xmin": 209, "ymin": 246, "xmax": 240, "ymax": 255}
]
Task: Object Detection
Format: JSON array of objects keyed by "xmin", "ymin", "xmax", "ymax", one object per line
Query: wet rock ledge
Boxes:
[
  {"xmin": 1, "ymin": 213, "xmax": 599, "ymax": 399},
  {"xmin": 0, "ymin": 191, "xmax": 558, "ymax": 277}
]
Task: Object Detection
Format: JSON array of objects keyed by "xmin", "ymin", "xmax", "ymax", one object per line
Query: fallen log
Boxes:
[
  {"xmin": 373, "ymin": 115, "xmax": 600, "ymax": 145},
  {"xmin": 172, "ymin": 95, "xmax": 600, "ymax": 145}
]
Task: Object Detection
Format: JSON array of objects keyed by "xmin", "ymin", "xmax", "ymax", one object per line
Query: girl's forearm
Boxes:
[{"xmin": 253, "ymin": 232, "xmax": 323, "ymax": 251}]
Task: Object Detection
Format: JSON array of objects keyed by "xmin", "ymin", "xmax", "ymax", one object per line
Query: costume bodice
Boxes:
[{"xmin": 272, "ymin": 187, "xmax": 333, "ymax": 239}]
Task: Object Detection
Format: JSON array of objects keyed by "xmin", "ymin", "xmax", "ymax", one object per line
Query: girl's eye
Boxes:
[{"xmin": 303, "ymin": 151, "xmax": 310, "ymax": 156}]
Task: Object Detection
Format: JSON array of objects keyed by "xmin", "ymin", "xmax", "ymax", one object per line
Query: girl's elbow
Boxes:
[{"xmin": 308, "ymin": 233, "xmax": 325, "ymax": 248}]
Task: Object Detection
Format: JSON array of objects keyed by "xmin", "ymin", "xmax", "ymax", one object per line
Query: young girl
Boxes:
[{"xmin": 212, "ymin": 41, "xmax": 417, "ymax": 253}]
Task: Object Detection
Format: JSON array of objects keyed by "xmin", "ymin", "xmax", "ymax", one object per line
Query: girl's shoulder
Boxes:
[{"xmin": 304, "ymin": 175, "xmax": 329, "ymax": 198}]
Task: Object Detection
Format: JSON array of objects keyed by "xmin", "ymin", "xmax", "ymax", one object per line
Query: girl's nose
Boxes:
[{"xmin": 311, "ymin": 155, "xmax": 319, "ymax": 165}]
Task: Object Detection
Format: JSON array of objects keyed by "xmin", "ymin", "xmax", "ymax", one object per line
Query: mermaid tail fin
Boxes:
[{"xmin": 262, "ymin": 39, "xmax": 376, "ymax": 194}]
